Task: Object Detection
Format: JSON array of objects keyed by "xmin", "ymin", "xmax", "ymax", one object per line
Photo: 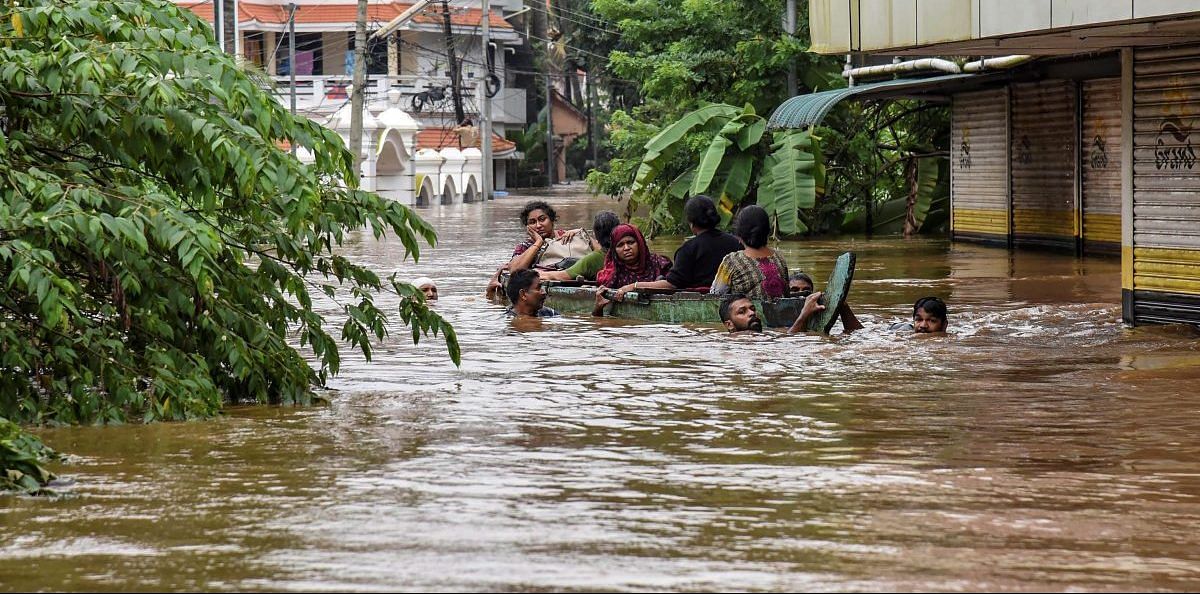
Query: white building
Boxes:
[{"xmin": 179, "ymin": 0, "xmax": 526, "ymax": 204}]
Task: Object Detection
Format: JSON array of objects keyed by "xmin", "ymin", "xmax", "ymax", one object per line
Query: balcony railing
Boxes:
[{"xmin": 266, "ymin": 74, "xmax": 526, "ymax": 126}]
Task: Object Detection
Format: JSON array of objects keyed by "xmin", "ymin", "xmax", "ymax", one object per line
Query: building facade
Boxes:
[
  {"xmin": 178, "ymin": 0, "xmax": 528, "ymax": 204},
  {"xmin": 797, "ymin": 1, "xmax": 1200, "ymax": 327}
]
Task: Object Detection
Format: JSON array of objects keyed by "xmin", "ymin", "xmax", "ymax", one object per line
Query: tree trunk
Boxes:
[{"xmin": 903, "ymin": 157, "xmax": 918, "ymax": 237}]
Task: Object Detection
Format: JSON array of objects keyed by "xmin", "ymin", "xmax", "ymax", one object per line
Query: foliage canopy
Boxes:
[{"xmin": 0, "ymin": 0, "xmax": 458, "ymax": 432}]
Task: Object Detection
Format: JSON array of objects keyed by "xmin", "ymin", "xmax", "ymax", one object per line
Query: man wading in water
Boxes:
[
  {"xmin": 719, "ymin": 292, "xmax": 864, "ymax": 335},
  {"xmin": 505, "ymin": 269, "xmax": 559, "ymax": 318},
  {"xmin": 890, "ymin": 297, "xmax": 949, "ymax": 333}
]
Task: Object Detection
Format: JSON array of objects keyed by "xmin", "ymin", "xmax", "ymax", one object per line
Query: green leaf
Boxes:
[
  {"xmin": 668, "ymin": 169, "xmax": 696, "ymax": 199},
  {"xmin": 736, "ymin": 118, "xmax": 765, "ymax": 151},
  {"xmin": 721, "ymin": 153, "xmax": 754, "ymax": 202},
  {"xmin": 690, "ymin": 133, "xmax": 733, "ymax": 196},
  {"xmin": 632, "ymin": 103, "xmax": 741, "ymax": 193}
]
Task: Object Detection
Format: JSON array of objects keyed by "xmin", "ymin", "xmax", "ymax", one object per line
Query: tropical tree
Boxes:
[
  {"xmin": 0, "ymin": 0, "xmax": 459, "ymax": 489},
  {"xmin": 627, "ymin": 103, "xmax": 825, "ymax": 236},
  {"xmin": 583, "ymin": 1, "xmax": 952, "ymax": 238}
]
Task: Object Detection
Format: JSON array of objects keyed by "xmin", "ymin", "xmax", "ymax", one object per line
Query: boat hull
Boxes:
[{"xmin": 544, "ymin": 286, "xmax": 806, "ymax": 327}]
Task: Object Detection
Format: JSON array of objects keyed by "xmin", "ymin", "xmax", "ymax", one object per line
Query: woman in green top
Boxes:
[{"xmin": 540, "ymin": 211, "xmax": 620, "ymax": 282}]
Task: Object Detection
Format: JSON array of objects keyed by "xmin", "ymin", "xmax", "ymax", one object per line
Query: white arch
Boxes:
[
  {"xmin": 416, "ymin": 175, "xmax": 435, "ymax": 206},
  {"xmin": 440, "ymin": 175, "xmax": 458, "ymax": 205},
  {"xmin": 463, "ymin": 175, "xmax": 479, "ymax": 203}
]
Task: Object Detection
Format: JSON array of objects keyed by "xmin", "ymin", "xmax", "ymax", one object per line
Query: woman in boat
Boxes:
[
  {"xmin": 596, "ymin": 224, "xmax": 672, "ymax": 289},
  {"xmin": 486, "ymin": 200, "xmax": 588, "ymax": 298},
  {"xmin": 709, "ymin": 205, "xmax": 790, "ymax": 300},
  {"xmin": 610, "ymin": 195, "xmax": 742, "ymax": 301}
]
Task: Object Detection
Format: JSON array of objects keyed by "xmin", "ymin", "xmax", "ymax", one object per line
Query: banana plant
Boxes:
[{"xmin": 631, "ymin": 103, "xmax": 825, "ymax": 236}]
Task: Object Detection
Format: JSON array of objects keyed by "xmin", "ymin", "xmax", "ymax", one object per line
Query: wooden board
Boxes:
[{"xmin": 806, "ymin": 251, "xmax": 856, "ymax": 334}]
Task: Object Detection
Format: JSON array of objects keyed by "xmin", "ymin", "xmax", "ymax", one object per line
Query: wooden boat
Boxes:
[
  {"xmin": 541, "ymin": 284, "xmax": 810, "ymax": 326},
  {"xmin": 497, "ymin": 252, "xmax": 857, "ymax": 332}
]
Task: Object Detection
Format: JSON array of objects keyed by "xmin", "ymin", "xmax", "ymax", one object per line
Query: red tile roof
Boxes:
[
  {"xmin": 180, "ymin": 2, "xmax": 511, "ymax": 30},
  {"xmin": 415, "ymin": 127, "xmax": 516, "ymax": 153}
]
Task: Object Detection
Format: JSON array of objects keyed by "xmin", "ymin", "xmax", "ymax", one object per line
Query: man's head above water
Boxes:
[
  {"xmin": 507, "ymin": 268, "xmax": 547, "ymax": 314},
  {"xmin": 913, "ymin": 296, "xmax": 948, "ymax": 333},
  {"xmin": 788, "ymin": 271, "xmax": 814, "ymax": 296},
  {"xmin": 719, "ymin": 294, "xmax": 763, "ymax": 332}
]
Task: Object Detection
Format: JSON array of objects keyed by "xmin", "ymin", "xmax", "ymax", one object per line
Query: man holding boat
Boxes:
[{"xmin": 719, "ymin": 292, "xmax": 864, "ymax": 335}]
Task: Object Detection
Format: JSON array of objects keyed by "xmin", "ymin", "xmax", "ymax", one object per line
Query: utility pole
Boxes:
[
  {"xmin": 785, "ymin": 0, "xmax": 797, "ymax": 97},
  {"xmin": 441, "ymin": 0, "xmax": 465, "ymax": 125},
  {"xmin": 545, "ymin": 66, "xmax": 554, "ymax": 186},
  {"xmin": 588, "ymin": 66, "xmax": 597, "ymax": 169},
  {"xmin": 350, "ymin": 0, "xmax": 368, "ymax": 174},
  {"xmin": 480, "ymin": 0, "xmax": 493, "ymax": 200},
  {"xmin": 287, "ymin": 2, "xmax": 297, "ymax": 154}
]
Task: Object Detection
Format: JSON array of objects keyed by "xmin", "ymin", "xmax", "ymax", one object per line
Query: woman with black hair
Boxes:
[{"xmin": 709, "ymin": 205, "xmax": 790, "ymax": 300}]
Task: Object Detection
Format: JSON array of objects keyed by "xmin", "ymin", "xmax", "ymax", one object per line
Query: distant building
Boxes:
[{"xmin": 177, "ymin": 0, "xmax": 530, "ymax": 203}]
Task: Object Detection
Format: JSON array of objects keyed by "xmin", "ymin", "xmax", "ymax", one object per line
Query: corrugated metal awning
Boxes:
[{"xmin": 768, "ymin": 74, "xmax": 980, "ymax": 129}]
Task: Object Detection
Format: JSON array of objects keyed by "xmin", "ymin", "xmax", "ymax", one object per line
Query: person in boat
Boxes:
[
  {"xmin": 710, "ymin": 205, "xmax": 789, "ymax": 300},
  {"xmin": 597, "ymin": 224, "xmax": 672, "ymax": 289},
  {"xmin": 540, "ymin": 211, "xmax": 620, "ymax": 282},
  {"xmin": 609, "ymin": 195, "xmax": 742, "ymax": 302},
  {"xmin": 720, "ymin": 292, "xmax": 864, "ymax": 334},
  {"xmin": 486, "ymin": 200, "xmax": 589, "ymax": 297},
  {"xmin": 889, "ymin": 296, "xmax": 948, "ymax": 333},
  {"xmin": 590, "ymin": 224, "xmax": 673, "ymax": 316},
  {"xmin": 788, "ymin": 272, "xmax": 814, "ymax": 297},
  {"xmin": 412, "ymin": 277, "xmax": 438, "ymax": 302},
  {"xmin": 505, "ymin": 268, "xmax": 559, "ymax": 318}
]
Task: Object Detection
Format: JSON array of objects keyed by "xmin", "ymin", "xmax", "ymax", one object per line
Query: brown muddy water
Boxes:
[{"xmin": 5, "ymin": 190, "xmax": 1200, "ymax": 591}]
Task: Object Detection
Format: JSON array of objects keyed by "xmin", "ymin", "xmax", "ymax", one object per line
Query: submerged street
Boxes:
[{"xmin": 4, "ymin": 191, "xmax": 1200, "ymax": 591}]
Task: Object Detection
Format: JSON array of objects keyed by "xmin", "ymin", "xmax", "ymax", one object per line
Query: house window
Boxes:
[
  {"xmin": 243, "ymin": 31, "xmax": 265, "ymax": 67},
  {"xmin": 277, "ymin": 32, "xmax": 324, "ymax": 76}
]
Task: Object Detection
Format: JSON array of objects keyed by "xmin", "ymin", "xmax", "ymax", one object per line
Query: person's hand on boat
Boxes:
[
  {"xmin": 787, "ymin": 291, "xmax": 827, "ymax": 334},
  {"xmin": 592, "ymin": 288, "xmax": 613, "ymax": 316},
  {"xmin": 801, "ymin": 291, "xmax": 826, "ymax": 319},
  {"xmin": 613, "ymin": 283, "xmax": 637, "ymax": 302}
]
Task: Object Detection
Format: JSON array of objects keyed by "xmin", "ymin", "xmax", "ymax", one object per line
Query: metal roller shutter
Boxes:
[
  {"xmin": 951, "ymin": 88, "xmax": 1009, "ymax": 243},
  {"xmin": 1131, "ymin": 44, "xmax": 1200, "ymax": 325},
  {"xmin": 1081, "ymin": 78, "xmax": 1122, "ymax": 251},
  {"xmin": 1010, "ymin": 81, "xmax": 1077, "ymax": 248}
]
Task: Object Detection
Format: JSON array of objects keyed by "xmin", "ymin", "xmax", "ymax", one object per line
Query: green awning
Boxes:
[{"xmin": 768, "ymin": 74, "xmax": 979, "ymax": 129}]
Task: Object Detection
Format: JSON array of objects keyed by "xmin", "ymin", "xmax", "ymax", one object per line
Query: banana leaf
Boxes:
[
  {"xmin": 756, "ymin": 152, "xmax": 779, "ymax": 217},
  {"xmin": 721, "ymin": 153, "xmax": 754, "ymax": 201},
  {"xmin": 690, "ymin": 118, "xmax": 744, "ymax": 195},
  {"xmin": 668, "ymin": 169, "xmax": 696, "ymax": 199},
  {"xmin": 736, "ymin": 118, "xmax": 766, "ymax": 151},
  {"xmin": 632, "ymin": 104, "xmax": 741, "ymax": 193}
]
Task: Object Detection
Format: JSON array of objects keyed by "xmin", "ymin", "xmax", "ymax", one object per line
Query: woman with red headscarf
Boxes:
[{"xmin": 596, "ymin": 224, "xmax": 672, "ymax": 292}]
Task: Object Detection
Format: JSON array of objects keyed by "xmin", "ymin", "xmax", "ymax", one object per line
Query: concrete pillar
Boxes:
[
  {"xmin": 387, "ymin": 33, "xmax": 399, "ymax": 77},
  {"xmin": 1120, "ymin": 48, "xmax": 1134, "ymax": 324},
  {"xmin": 265, "ymin": 31, "xmax": 278, "ymax": 75}
]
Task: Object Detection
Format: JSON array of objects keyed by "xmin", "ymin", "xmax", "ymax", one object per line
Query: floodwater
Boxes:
[{"xmin": 5, "ymin": 189, "xmax": 1200, "ymax": 591}]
